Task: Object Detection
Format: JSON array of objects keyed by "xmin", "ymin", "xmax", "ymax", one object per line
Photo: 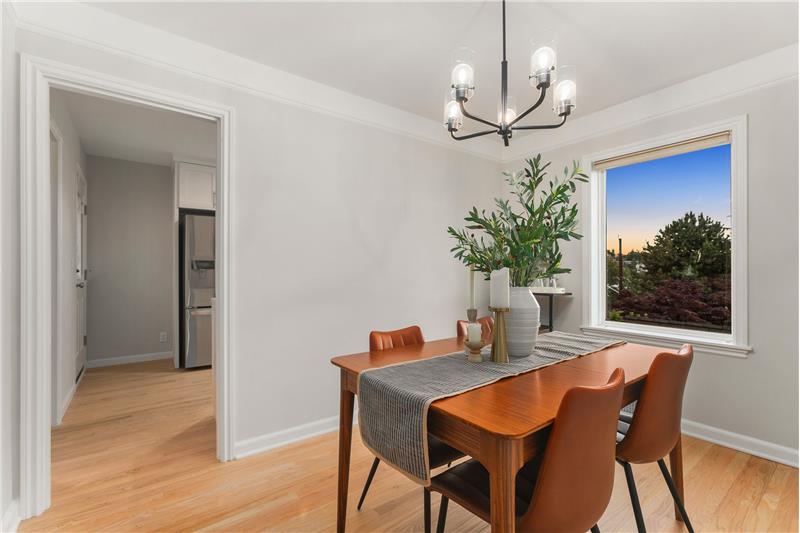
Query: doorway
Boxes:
[{"xmin": 19, "ymin": 56, "xmax": 233, "ymax": 519}]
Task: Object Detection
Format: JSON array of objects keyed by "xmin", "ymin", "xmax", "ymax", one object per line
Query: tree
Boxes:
[{"xmin": 640, "ymin": 212, "xmax": 730, "ymax": 280}]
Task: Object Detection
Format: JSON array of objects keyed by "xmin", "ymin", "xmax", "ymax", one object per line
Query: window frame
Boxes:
[{"xmin": 580, "ymin": 115, "xmax": 750, "ymax": 357}]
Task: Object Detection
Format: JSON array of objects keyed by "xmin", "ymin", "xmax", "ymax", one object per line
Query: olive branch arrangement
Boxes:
[{"xmin": 447, "ymin": 154, "xmax": 589, "ymax": 287}]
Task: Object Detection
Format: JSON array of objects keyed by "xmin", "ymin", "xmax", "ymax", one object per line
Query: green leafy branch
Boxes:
[{"xmin": 447, "ymin": 154, "xmax": 588, "ymax": 287}]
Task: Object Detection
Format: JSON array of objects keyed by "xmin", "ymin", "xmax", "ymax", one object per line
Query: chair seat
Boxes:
[
  {"xmin": 429, "ymin": 435, "xmax": 465, "ymax": 468},
  {"xmin": 429, "ymin": 457, "xmax": 543, "ymax": 522}
]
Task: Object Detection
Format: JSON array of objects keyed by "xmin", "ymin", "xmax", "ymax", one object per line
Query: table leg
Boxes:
[
  {"xmin": 487, "ymin": 437, "xmax": 520, "ymax": 533},
  {"xmin": 337, "ymin": 371, "xmax": 355, "ymax": 533},
  {"xmin": 669, "ymin": 435, "xmax": 684, "ymax": 522}
]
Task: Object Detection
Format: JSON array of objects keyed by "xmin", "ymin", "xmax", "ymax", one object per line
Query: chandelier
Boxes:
[{"xmin": 444, "ymin": 0, "xmax": 576, "ymax": 146}]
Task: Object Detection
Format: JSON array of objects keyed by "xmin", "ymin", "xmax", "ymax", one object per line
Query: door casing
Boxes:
[{"xmin": 19, "ymin": 54, "xmax": 235, "ymax": 519}]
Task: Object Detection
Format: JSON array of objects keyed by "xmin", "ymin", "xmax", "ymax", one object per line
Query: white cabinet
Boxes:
[{"xmin": 176, "ymin": 161, "xmax": 216, "ymax": 210}]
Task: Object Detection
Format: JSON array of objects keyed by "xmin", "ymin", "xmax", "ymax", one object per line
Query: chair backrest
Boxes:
[
  {"xmin": 521, "ymin": 368, "xmax": 625, "ymax": 533},
  {"xmin": 369, "ymin": 325, "xmax": 425, "ymax": 351},
  {"xmin": 455, "ymin": 316, "xmax": 494, "ymax": 339},
  {"xmin": 616, "ymin": 344, "xmax": 693, "ymax": 464}
]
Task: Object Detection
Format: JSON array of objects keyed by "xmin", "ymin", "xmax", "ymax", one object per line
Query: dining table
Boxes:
[{"xmin": 331, "ymin": 336, "xmax": 685, "ymax": 533}]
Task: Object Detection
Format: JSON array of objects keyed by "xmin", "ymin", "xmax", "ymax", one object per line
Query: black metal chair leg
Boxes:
[
  {"xmin": 657, "ymin": 458, "xmax": 695, "ymax": 533},
  {"xmin": 424, "ymin": 489, "xmax": 431, "ymax": 533},
  {"xmin": 620, "ymin": 460, "xmax": 647, "ymax": 533},
  {"xmin": 590, "ymin": 525, "xmax": 601, "ymax": 533},
  {"xmin": 356, "ymin": 457, "xmax": 380, "ymax": 511},
  {"xmin": 436, "ymin": 496, "xmax": 449, "ymax": 533}
]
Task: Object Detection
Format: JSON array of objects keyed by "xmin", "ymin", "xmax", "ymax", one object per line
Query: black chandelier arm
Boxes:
[
  {"xmin": 508, "ymin": 85, "xmax": 547, "ymax": 128},
  {"xmin": 458, "ymin": 100, "xmax": 500, "ymax": 130},
  {"xmin": 511, "ymin": 114, "xmax": 568, "ymax": 131},
  {"xmin": 450, "ymin": 129, "xmax": 497, "ymax": 141}
]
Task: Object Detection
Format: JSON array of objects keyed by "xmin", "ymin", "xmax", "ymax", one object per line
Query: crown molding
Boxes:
[
  {"xmin": 9, "ymin": 3, "xmax": 797, "ymax": 165},
  {"xmin": 9, "ymin": 2, "xmax": 502, "ymax": 162},
  {"xmin": 502, "ymin": 43, "xmax": 798, "ymax": 162}
]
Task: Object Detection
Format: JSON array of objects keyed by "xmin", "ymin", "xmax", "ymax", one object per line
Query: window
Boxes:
[{"xmin": 582, "ymin": 117, "xmax": 749, "ymax": 356}]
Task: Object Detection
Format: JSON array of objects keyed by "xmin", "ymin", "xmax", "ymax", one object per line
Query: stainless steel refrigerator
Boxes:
[{"xmin": 179, "ymin": 211, "xmax": 215, "ymax": 368}]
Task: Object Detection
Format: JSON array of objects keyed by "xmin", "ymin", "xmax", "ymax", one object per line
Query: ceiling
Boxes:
[
  {"xmin": 52, "ymin": 88, "xmax": 217, "ymax": 167},
  {"xmin": 95, "ymin": 2, "xmax": 798, "ymax": 134}
]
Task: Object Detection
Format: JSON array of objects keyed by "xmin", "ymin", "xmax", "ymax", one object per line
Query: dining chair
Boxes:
[
  {"xmin": 358, "ymin": 325, "xmax": 464, "ymax": 514},
  {"xmin": 425, "ymin": 368, "xmax": 626, "ymax": 533},
  {"xmin": 615, "ymin": 344, "xmax": 694, "ymax": 533},
  {"xmin": 455, "ymin": 316, "xmax": 494, "ymax": 340}
]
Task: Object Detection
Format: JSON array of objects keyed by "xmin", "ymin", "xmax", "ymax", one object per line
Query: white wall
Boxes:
[
  {"xmin": 1, "ymin": 3, "xmax": 20, "ymax": 527},
  {"xmin": 514, "ymin": 79, "xmax": 798, "ymax": 454},
  {"xmin": 4, "ymin": 4, "xmax": 503, "ymax": 483},
  {"xmin": 85, "ymin": 156, "xmax": 174, "ymax": 364},
  {"xmin": 49, "ymin": 90, "xmax": 87, "ymax": 425}
]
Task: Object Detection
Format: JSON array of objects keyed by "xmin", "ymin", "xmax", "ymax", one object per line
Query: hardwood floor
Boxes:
[{"xmin": 21, "ymin": 359, "xmax": 797, "ymax": 532}]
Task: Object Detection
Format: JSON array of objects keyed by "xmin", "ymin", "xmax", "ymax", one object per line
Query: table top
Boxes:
[{"xmin": 331, "ymin": 336, "xmax": 667, "ymax": 439}]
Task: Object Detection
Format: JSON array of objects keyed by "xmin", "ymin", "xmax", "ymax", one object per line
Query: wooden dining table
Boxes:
[{"xmin": 331, "ymin": 336, "xmax": 685, "ymax": 533}]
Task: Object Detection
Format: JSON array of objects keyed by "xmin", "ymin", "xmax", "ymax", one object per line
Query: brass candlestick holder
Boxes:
[{"xmin": 489, "ymin": 306, "xmax": 510, "ymax": 363}]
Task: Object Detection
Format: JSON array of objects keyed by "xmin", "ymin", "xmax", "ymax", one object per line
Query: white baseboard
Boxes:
[
  {"xmin": 233, "ymin": 414, "xmax": 354, "ymax": 460},
  {"xmin": 86, "ymin": 351, "xmax": 173, "ymax": 368},
  {"xmin": 54, "ymin": 366, "xmax": 85, "ymax": 426},
  {"xmin": 2, "ymin": 499, "xmax": 21, "ymax": 533},
  {"xmin": 55, "ymin": 381, "xmax": 75, "ymax": 426},
  {"xmin": 682, "ymin": 418, "xmax": 798, "ymax": 468}
]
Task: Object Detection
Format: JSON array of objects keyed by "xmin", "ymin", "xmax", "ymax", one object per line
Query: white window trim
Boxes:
[{"xmin": 580, "ymin": 115, "xmax": 750, "ymax": 358}]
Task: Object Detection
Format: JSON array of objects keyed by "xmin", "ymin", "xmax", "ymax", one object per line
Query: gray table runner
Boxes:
[{"xmin": 357, "ymin": 331, "xmax": 624, "ymax": 485}]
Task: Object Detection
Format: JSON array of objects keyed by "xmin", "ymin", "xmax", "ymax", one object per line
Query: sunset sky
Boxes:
[{"xmin": 606, "ymin": 144, "xmax": 731, "ymax": 254}]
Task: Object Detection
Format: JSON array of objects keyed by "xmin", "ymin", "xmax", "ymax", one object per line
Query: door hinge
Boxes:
[
  {"xmin": 84, "ymin": 205, "xmax": 88, "ymax": 215},
  {"xmin": 83, "ymin": 334, "xmax": 87, "ymax": 346}
]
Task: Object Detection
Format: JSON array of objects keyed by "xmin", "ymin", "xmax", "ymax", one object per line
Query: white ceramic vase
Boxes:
[{"xmin": 506, "ymin": 286, "xmax": 541, "ymax": 357}]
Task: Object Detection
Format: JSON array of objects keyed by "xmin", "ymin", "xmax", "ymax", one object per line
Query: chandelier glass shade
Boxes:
[{"xmin": 444, "ymin": 0, "xmax": 576, "ymax": 146}]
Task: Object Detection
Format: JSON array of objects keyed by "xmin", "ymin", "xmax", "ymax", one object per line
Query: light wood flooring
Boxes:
[{"xmin": 21, "ymin": 359, "xmax": 798, "ymax": 532}]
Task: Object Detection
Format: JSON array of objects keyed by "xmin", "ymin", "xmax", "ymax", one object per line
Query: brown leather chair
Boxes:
[
  {"xmin": 426, "ymin": 368, "xmax": 626, "ymax": 533},
  {"xmin": 358, "ymin": 326, "xmax": 464, "ymax": 514},
  {"xmin": 455, "ymin": 316, "xmax": 494, "ymax": 340},
  {"xmin": 368, "ymin": 325, "xmax": 425, "ymax": 351},
  {"xmin": 615, "ymin": 344, "xmax": 694, "ymax": 533}
]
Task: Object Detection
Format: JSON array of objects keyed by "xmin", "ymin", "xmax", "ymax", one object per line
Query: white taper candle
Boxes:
[
  {"xmin": 468, "ymin": 268, "xmax": 476, "ymax": 309},
  {"xmin": 467, "ymin": 322, "xmax": 482, "ymax": 344},
  {"xmin": 490, "ymin": 268, "xmax": 510, "ymax": 309}
]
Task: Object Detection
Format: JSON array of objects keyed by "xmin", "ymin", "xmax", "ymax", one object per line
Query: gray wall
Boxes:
[
  {"xmin": 86, "ymin": 156, "xmax": 174, "ymax": 362},
  {"xmin": 526, "ymin": 79, "xmax": 799, "ymax": 450}
]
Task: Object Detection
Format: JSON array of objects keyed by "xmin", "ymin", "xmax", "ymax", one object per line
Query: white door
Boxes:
[{"xmin": 75, "ymin": 167, "xmax": 88, "ymax": 378}]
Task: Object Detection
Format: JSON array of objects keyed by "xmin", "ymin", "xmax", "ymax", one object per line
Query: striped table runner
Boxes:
[{"xmin": 357, "ymin": 331, "xmax": 624, "ymax": 485}]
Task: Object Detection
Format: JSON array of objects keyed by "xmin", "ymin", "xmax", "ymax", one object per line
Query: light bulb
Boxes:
[
  {"xmin": 556, "ymin": 79, "xmax": 576, "ymax": 101},
  {"xmin": 497, "ymin": 96, "xmax": 517, "ymax": 126},
  {"xmin": 443, "ymin": 91, "xmax": 463, "ymax": 131},
  {"xmin": 451, "ymin": 63, "xmax": 474, "ymax": 88},
  {"xmin": 532, "ymin": 46, "xmax": 556, "ymax": 71},
  {"xmin": 446, "ymin": 100, "xmax": 460, "ymax": 119},
  {"xmin": 552, "ymin": 65, "xmax": 576, "ymax": 116},
  {"xmin": 529, "ymin": 37, "xmax": 557, "ymax": 87}
]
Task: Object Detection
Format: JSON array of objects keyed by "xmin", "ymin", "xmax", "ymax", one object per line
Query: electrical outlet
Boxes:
[{"xmin": 159, "ymin": 331, "xmax": 167, "ymax": 343}]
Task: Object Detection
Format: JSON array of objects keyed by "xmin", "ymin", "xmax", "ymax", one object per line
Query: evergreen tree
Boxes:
[{"xmin": 640, "ymin": 212, "xmax": 730, "ymax": 279}]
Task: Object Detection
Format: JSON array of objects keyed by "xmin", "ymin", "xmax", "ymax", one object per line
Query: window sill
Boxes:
[{"xmin": 580, "ymin": 323, "xmax": 751, "ymax": 358}]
